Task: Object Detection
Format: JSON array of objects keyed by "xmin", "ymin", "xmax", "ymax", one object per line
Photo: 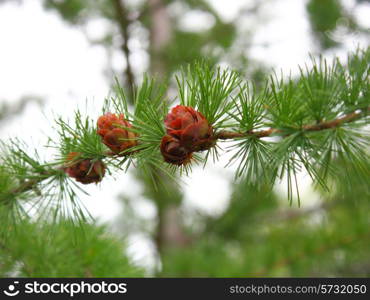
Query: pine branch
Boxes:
[
  {"xmin": 1, "ymin": 49, "xmax": 369, "ymax": 221},
  {"xmin": 5, "ymin": 105, "xmax": 368, "ymax": 201},
  {"xmin": 216, "ymin": 106, "xmax": 370, "ymax": 140},
  {"xmin": 9, "ymin": 177, "xmax": 45, "ymax": 196},
  {"xmin": 0, "ymin": 171, "xmax": 52, "ymax": 205},
  {"xmin": 4, "ymin": 99, "xmax": 369, "ymax": 197}
]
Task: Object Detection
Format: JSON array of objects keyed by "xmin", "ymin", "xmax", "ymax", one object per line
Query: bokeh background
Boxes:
[{"xmin": 0, "ymin": 0, "xmax": 369, "ymax": 277}]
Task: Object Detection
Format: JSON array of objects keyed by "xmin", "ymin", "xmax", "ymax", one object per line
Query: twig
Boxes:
[
  {"xmin": 216, "ymin": 106, "xmax": 369, "ymax": 140},
  {"xmin": 1, "ymin": 172, "xmax": 52, "ymax": 203},
  {"xmin": 3, "ymin": 107, "xmax": 368, "ymax": 199},
  {"xmin": 10, "ymin": 178, "xmax": 45, "ymax": 195}
]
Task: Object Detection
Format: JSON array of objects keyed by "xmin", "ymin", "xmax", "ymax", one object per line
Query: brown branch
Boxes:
[
  {"xmin": 216, "ymin": 107, "xmax": 369, "ymax": 140},
  {"xmin": 3, "ymin": 107, "xmax": 368, "ymax": 201},
  {"xmin": 303, "ymin": 109, "xmax": 367, "ymax": 131},
  {"xmin": 1, "ymin": 151, "xmax": 132, "ymax": 201},
  {"xmin": 1, "ymin": 172, "xmax": 52, "ymax": 203},
  {"xmin": 216, "ymin": 128, "xmax": 278, "ymax": 139},
  {"xmin": 10, "ymin": 178, "xmax": 44, "ymax": 195}
]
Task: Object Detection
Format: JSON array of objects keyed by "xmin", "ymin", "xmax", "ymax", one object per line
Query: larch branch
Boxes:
[
  {"xmin": 3, "ymin": 106, "xmax": 368, "ymax": 200},
  {"xmin": 216, "ymin": 106, "xmax": 369, "ymax": 140}
]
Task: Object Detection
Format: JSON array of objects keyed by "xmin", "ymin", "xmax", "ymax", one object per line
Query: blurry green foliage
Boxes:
[
  {"xmin": 306, "ymin": 0, "xmax": 343, "ymax": 49},
  {"xmin": 44, "ymin": 0, "xmax": 87, "ymax": 23},
  {"xmin": 160, "ymin": 160, "xmax": 370, "ymax": 276},
  {"xmin": 42, "ymin": 0, "xmax": 116, "ymax": 24},
  {"xmin": 209, "ymin": 183, "xmax": 279, "ymax": 241},
  {"xmin": 163, "ymin": 20, "xmax": 236, "ymax": 74},
  {"xmin": 0, "ymin": 220, "xmax": 143, "ymax": 277}
]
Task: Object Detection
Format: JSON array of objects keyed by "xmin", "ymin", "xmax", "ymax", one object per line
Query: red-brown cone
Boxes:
[
  {"xmin": 160, "ymin": 135, "xmax": 192, "ymax": 166},
  {"xmin": 65, "ymin": 152, "xmax": 106, "ymax": 184},
  {"xmin": 97, "ymin": 113, "xmax": 137, "ymax": 154},
  {"xmin": 164, "ymin": 105, "xmax": 215, "ymax": 152}
]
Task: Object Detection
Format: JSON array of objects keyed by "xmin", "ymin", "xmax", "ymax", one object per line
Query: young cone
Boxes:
[
  {"xmin": 160, "ymin": 135, "xmax": 193, "ymax": 166},
  {"xmin": 97, "ymin": 113, "xmax": 137, "ymax": 154},
  {"xmin": 164, "ymin": 105, "xmax": 215, "ymax": 152},
  {"xmin": 64, "ymin": 152, "xmax": 106, "ymax": 184}
]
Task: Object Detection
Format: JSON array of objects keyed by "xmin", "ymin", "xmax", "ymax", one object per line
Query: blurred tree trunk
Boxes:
[
  {"xmin": 148, "ymin": 0, "xmax": 172, "ymax": 78},
  {"xmin": 147, "ymin": 0, "xmax": 190, "ymax": 259},
  {"xmin": 112, "ymin": 0, "xmax": 135, "ymax": 100},
  {"xmin": 111, "ymin": 0, "xmax": 189, "ymax": 269}
]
